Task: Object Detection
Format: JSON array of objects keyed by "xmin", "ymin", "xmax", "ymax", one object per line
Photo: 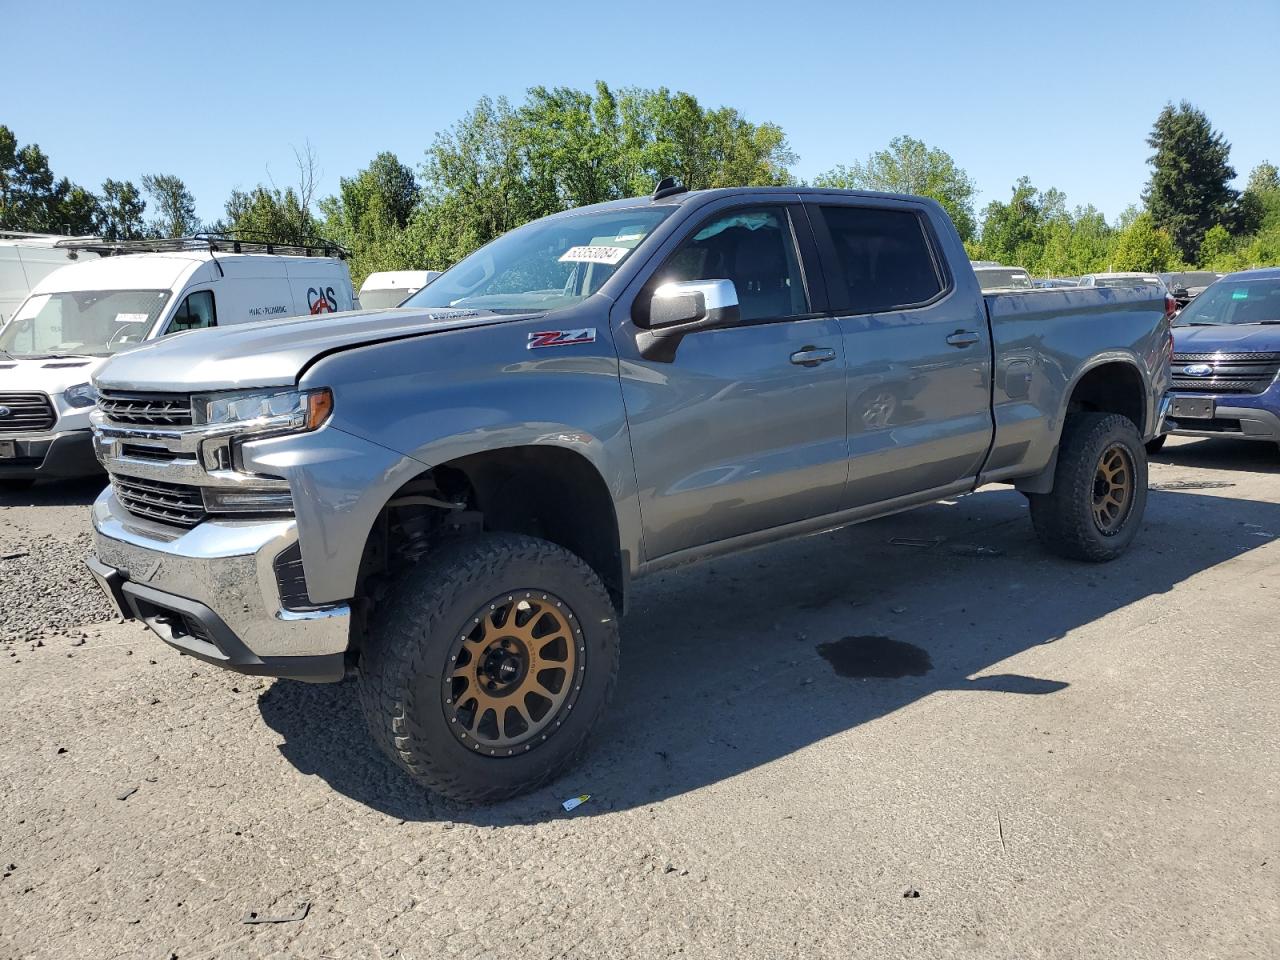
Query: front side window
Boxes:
[
  {"xmin": 821, "ymin": 206, "xmax": 944, "ymax": 314},
  {"xmin": 402, "ymin": 207, "xmax": 671, "ymax": 314},
  {"xmin": 168, "ymin": 290, "xmax": 217, "ymax": 333},
  {"xmin": 0, "ymin": 289, "xmax": 170, "ymax": 357},
  {"xmin": 653, "ymin": 207, "xmax": 808, "ymax": 322}
]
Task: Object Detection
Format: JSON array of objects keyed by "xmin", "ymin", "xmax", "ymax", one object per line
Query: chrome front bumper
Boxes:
[{"xmin": 89, "ymin": 487, "xmax": 350, "ymax": 680}]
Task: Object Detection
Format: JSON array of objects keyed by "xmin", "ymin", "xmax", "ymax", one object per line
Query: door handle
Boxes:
[
  {"xmin": 790, "ymin": 346, "xmax": 837, "ymax": 367},
  {"xmin": 945, "ymin": 330, "xmax": 981, "ymax": 348}
]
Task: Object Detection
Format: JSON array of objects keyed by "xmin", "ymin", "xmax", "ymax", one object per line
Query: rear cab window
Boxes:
[{"xmin": 811, "ymin": 205, "xmax": 947, "ymax": 314}]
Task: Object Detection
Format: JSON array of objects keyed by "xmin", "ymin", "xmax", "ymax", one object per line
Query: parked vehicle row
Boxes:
[
  {"xmin": 0, "ymin": 235, "xmax": 356, "ymax": 487},
  {"xmin": 79, "ymin": 184, "xmax": 1173, "ymax": 802}
]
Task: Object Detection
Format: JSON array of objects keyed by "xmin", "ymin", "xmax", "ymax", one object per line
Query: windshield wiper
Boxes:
[{"xmin": 1175, "ymin": 321, "xmax": 1222, "ymax": 326}]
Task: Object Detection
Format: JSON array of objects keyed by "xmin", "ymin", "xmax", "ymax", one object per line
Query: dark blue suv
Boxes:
[{"xmin": 1159, "ymin": 267, "xmax": 1280, "ymax": 453}]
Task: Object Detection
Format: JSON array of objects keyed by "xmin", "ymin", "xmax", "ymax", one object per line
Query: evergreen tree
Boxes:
[{"xmin": 1142, "ymin": 101, "xmax": 1238, "ymax": 261}]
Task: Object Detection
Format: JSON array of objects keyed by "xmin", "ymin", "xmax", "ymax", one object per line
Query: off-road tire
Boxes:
[
  {"xmin": 357, "ymin": 533, "xmax": 620, "ymax": 803},
  {"xmin": 1144, "ymin": 435, "xmax": 1167, "ymax": 454},
  {"xmin": 1029, "ymin": 413, "xmax": 1148, "ymax": 562}
]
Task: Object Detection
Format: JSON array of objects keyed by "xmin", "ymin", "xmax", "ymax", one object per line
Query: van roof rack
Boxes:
[
  {"xmin": 55, "ymin": 231, "xmax": 351, "ymax": 260},
  {"xmin": 0, "ymin": 230, "xmax": 101, "ymax": 242}
]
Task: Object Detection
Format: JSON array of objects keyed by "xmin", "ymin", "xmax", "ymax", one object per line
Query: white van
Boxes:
[
  {"xmin": 0, "ymin": 232, "xmax": 100, "ymax": 325},
  {"xmin": 356, "ymin": 269, "xmax": 441, "ymax": 309},
  {"xmin": 0, "ymin": 236, "xmax": 355, "ymax": 486}
]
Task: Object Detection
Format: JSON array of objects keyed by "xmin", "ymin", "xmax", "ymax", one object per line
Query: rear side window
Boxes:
[
  {"xmin": 820, "ymin": 206, "xmax": 944, "ymax": 314},
  {"xmin": 168, "ymin": 290, "xmax": 217, "ymax": 333}
]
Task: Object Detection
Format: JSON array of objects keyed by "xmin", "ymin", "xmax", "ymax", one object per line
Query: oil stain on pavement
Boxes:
[{"xmin": 817, "ymin": 635, "xmax": 932, "ymax": 678}]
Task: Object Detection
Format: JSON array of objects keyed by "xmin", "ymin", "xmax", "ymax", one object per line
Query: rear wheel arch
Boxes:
[{"xmin": 1063, "ymin": 359, "xmax": 1149, "ymax": 435}]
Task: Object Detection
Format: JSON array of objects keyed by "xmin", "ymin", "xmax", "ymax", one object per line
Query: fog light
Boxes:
[{"xmin": 202, "ymin": 487, "xmax": 294, "ymax": 514}]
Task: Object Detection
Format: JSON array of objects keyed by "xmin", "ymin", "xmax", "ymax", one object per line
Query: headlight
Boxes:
[
  {"xmin": 192, "ymin": 387, "xmax": 333, "ymax": 432},
  {"xmin": 64, "ymin": 383, "xmax": 99, "ymax": 408},
  {"xmin": 202, "ymin": 487, "xmax": 295, "ymax": 515}
]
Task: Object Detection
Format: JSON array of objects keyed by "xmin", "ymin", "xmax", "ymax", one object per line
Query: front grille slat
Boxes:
[
  {"xmin": 111, "ymin": 475, "xmax": 207, "ymax": 528},
  {"xmin": 0, "ymin": 392, "xmax": 55, "ymax": 432},
  {"xmin": 1170, "ymin": 352, "xmax": 1280, "ymax": 395},
  {"xmin": 98, "ymin": 391, "xmax": 194, "ymax": 427}
]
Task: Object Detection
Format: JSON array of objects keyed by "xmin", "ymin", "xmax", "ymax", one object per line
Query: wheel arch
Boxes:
[
  {"xmin": 1015, "ymin": 356, "xmax": 1150, "ymax": 495},
  {"xmin": 1063, "ymin": 356, "xmax": 1150, "ymax": 435},
  {"xmin": 354, "ymin": 441, "xmax": 629, "ymax": 622}
]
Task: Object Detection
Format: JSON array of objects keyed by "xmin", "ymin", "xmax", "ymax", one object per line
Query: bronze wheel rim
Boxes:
[
  {"xmin": 442, "ymin": 592, "xmax": 584, "ymax": 756},
  {"xmin": 1092, "ymin": 442, "xmax": 1135, "ymax": 535}
]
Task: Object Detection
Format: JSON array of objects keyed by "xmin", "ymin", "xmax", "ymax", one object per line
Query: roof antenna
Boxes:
[{"xmin": 652, "ymin": 176, "xmax": 688, "ymax": 201}]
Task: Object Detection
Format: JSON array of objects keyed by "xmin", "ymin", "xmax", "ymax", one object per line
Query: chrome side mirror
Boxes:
[{"xmin": 636, "ymin": 279, "xmax": 741, "ymax": 361}]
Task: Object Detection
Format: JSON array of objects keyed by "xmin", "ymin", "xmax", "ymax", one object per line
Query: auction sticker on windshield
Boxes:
[
  {"xmin": 115, "ymin": 313, "xmax": 150, "ymax": 323},
  {"xmin": 559, "ymin": 245, "xmax": 630, "ymax": 265}
]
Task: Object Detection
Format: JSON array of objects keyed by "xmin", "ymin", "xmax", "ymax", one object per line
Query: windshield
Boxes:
[
  {"xmin": 1094, "ymin": 276, "xmax": 1162, "ymax": 289},
  {"xmin": 975, "ymin": 268, "xmax": 1033, "ymax": 290},
  {"xmin": 359, "ymin": 289, "xmax": 416, "ymax": 310},
  {"xmin": 402, "ymin": 207, "xmax": 672, "ymax": 313},
  {"xmin": 1165, "ymin": 271, "xmax": 1218, "ymax": 288},
  {"xmin": 0, "ymin": 289, "xmax": 170, "ymax": 358},
  {"xmin": 1175, "ymin": 278, "xmax": 1280, "ymax": 326}
]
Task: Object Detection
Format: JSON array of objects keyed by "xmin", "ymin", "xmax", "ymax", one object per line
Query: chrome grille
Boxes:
[
  {"xmin": 111, "ymin": 475, "xmax": 207, "ymax": 527},
  {"xmin": 0, "ymin": 392, "xmax": 55, "ymax": 433},
  {"xmin": 1171, "ymin": 352, "xmax": 1280, "ymax": 395},
  {"xmin": 98, "ymin": 391, "xmax": 194, "ymax": 426}
]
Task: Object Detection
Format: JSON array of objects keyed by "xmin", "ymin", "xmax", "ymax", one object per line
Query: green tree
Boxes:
[
  {"xmin": 0, "ymin": 124, "xmax": 100, "ymax": 233},
  {"xmin": 975, "ymin": 177, "xmax": 1061, "ymax": 270},
  {"xmin": 400, "ymin": 83, "xmax": 797, "ymax": 269},
  {"xmin": 223, "ymin": 185, "xmax": 318, "ymax": 245},
  {"xmin": 1198, "ymin": 224, "xmax": 1238, "ymax": 270},
  {"xmin": 813, "ymin": 135, "xmax": 977, "ymax": 241},
  {"xmin": 319, "ymin": 152, "xmax": 421, "ymax": 283},
  {"xmin": 1110, "ymin": 211, "xmax": 1176, "ymax": 271},
  {"xmin": 1142, "ymin": 101, "xmax": 1239, "ymax": 261},
  {"xmin": 1246, "ymin": 161, "xmax": 1279, "ymax": 195},
  {"xmin": 141, "ymin": 173, "xmax": 199, "ymax": 237},
  {"xmin": 96, "ymin": 179, "xmax": 146, "ymax": 239}
]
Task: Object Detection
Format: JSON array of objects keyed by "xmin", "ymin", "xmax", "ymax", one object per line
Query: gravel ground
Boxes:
[
  {"xmin": 0, "ymin": 479, "xmax": 116, "ymax": 643},
  {"xmin": 0, "ymin": 440, "xmax": 1277, "ymax": 959}
]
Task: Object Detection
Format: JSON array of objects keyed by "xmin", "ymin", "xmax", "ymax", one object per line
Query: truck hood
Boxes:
[
  {"xmin": 93, "ymin": 307, "xmax": 526, "ymax": 392},
  {"xmin": 1174, "ymin": 324, "xmax": 1280, "ymax": 354},
  {"xmin": 0, "ymin": 355, "xmax": 104, "ymax": 394}
]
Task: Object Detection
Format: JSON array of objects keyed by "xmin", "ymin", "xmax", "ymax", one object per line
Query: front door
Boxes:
[
  {"xmin": 613, "ymin": 202, "xmax": 849, "ymax": 560},
  {"xmin": 805, "ymin": 199, "xmax": 993, "ymax": 507}
]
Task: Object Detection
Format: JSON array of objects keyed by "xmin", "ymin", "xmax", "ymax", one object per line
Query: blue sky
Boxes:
[{"xmin": 6, "ymin": 0, "xmax": 1278, "ymax": 227}]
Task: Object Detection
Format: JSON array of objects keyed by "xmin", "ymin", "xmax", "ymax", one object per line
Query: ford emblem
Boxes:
[
  {"xmin": 0, "ymin": 405, "xmax": 11, "ymax": 418},
  {"xmin": 1183, "ymin": 363, "xmax": 1214, "ymax": 377}
]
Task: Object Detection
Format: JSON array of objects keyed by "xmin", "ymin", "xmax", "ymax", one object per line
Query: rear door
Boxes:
[
  {"xmin": 613, "ymin": 199, "xmax": 849, "ymax": 559},
  {"xmin": 804, "ymin": 198, "xmax": 993, "ymax": 507}
]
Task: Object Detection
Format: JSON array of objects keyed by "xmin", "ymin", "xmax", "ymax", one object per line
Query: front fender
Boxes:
[{"xmin": 278, "ymin": 320, "xmax": 644, "ymax": 597}]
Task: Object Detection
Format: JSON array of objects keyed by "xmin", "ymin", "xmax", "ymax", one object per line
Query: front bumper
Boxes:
[
  {"xmin": 88, "ymin": 487, "xmax": 350, "ymax": 681},
  {"xmin": 1167, "ymin": 391, "xmax": 1280, "ymax": 443},
  {"xmin": 0, "ymin": 429, "xmax": 102, "ymax": 479}
]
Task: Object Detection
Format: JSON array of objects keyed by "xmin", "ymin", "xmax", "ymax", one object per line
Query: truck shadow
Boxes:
[
  {"xmin": 0, "ymin": 475, "xmax": 105, "ymax": 507},
  {"xmin": 258, "ymin": 485, "xmax": 1280, "ymax": 824},
  {"xmin": 1154, "ymin": 437, "xmax": 1279, "ymax": 474}
]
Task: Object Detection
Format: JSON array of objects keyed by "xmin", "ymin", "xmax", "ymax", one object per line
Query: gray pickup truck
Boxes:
[{"xmin": 85, "ymin": 185, "xmax": 1172, "ymax": 802}]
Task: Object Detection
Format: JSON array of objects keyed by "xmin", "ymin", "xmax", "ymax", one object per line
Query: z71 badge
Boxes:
[{"xmin": 527, "ymin": 328, "xmax": 597, "ymax": 350}]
